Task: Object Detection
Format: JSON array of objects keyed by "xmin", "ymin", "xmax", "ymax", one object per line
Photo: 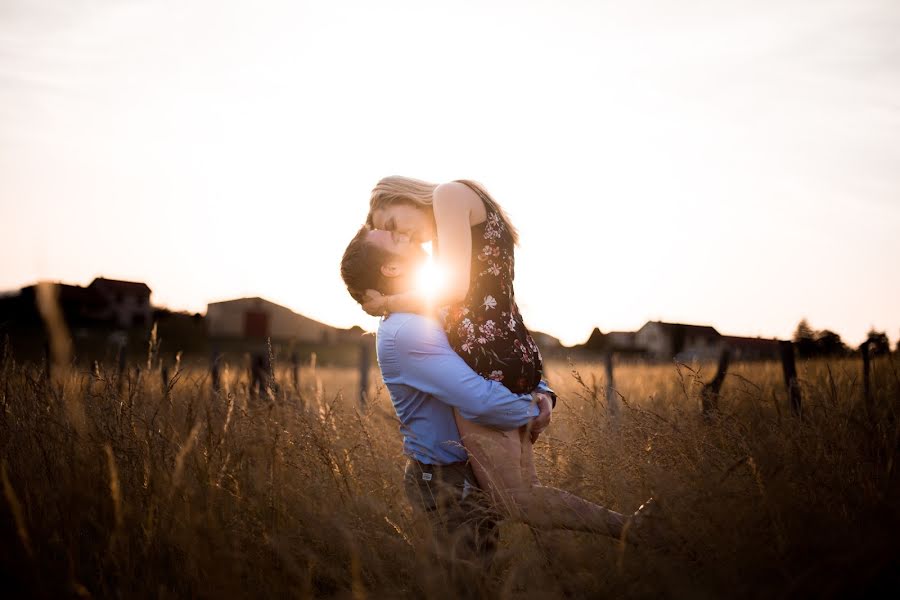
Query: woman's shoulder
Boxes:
[
  {"xmin": 433, "ymin": 181, "xmax": 488, "ymax": 223},
  {"xmin": 434, "ymin": 181, "xmax": 480, "ymax": 204}
]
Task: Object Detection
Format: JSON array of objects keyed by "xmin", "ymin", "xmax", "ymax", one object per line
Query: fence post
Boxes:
[
  {"xmin": 116, "ymin": 343, "xmax": 127, "ymax": 395},
  {"xmin": 359, "ymin": 340, "xmax": 370, "ymax": 408},
  {"xmin": 779, "ymin": 340, "xmax": 802, "ymax": 418},
  {"xmin": 210, "ymin": 347, "xmax": 222, "ymax": 394},
  {"xmin": 702, "ymin": 348, "xmax": 731, "ymax": 420},
  {"xmin": 861, "ymin": 340, "xmax": 872, "ymax": 418},
  {"xmin": 146, "ymin": 322, "xmax": 159, "ymax": 371},
  {"xmin": 266, "ymin": 337, "xmax": 277, "ymax": 402},
  {"xmin": 161, "ymin": 360, "xmax": 169, "ymax": 392},
  {"xmin": 250, "ymin": 351, "xmax": 269, "ymax": 400},
  {"xmin": 604, "ymin": 352, "xmax": 617, "ymax": 418},
  {"xmin": 2, "ymin": 334, "xmax": 10, "ymax": 374}
]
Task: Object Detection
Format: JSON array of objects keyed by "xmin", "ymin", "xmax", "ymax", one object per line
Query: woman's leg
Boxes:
[{"xmin": 454, "ymin": 411, "xmax": 626, "ymax": 538}]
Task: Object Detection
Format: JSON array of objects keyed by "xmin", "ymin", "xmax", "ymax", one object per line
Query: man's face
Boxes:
[{"xmin": 366, "ymin": 229, "xmax": 429, "ymax": 280}]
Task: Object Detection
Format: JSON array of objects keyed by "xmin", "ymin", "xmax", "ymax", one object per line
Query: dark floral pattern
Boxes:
[{"xmin": 441, "ymin": 192, "xmax": 543, "ymax": 394}]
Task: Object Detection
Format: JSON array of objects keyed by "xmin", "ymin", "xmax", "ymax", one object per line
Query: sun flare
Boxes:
[{"xmin": 414, "ymin": 243, "xmax": 448, "ymax": 301}]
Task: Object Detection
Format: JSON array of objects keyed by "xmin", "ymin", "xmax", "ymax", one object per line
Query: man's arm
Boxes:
[{"xmin": 393, "ymin": 317, "xmax": 539, "ymax": 429}]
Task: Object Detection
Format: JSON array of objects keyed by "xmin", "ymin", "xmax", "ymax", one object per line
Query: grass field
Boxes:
[{"xmin": 1, "ymin": 345, "xmax": 898, "ymax": 598}]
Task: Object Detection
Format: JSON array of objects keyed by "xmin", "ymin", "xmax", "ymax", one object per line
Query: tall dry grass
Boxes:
[{"xmin": 0, "ymin": 343, "xmax": 898, "ymax": 598}]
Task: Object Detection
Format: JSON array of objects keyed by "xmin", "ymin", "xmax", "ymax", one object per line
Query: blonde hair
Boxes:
[{"xmin": 367, "ymin": 175, "xmax": 520, "ymax": 245}]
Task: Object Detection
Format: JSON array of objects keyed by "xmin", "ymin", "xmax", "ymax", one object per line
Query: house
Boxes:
[
  {"xmin": 206, "ymin": 297, "xmax": 346, "ymax": 343},
  {"xmin": 15, "ymin": 278, "xmax": 151, "ymax": 329},
  {"xmin": 579, "ymin": 320, "xmax": 782, "ymax": 362},
  {"xmin": 634, "ymin": 321, "xmax": 723, "ymax": 361},
  {"xmin": 87, "ymin": 278, "xmax": 152, "ymax": 328},
  {"xmin": 606, "ymin": 331, "xmax": 637, "ymax": 351},
  {"xmin": 577, "ymin": 328, "xmax": 637, "ymax": 352}
]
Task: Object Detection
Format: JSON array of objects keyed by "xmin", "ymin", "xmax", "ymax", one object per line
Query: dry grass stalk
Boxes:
[
  {"xmin": 104, "ymin": 444, "xmax": 123, "ymax": 529},
  {"xmin": 172, "ymin": 422, "xmax": 202, "ymax": 490},
  {"xmin": 1, "ymin": 461, "xmax": 32, "ymax": 558}
]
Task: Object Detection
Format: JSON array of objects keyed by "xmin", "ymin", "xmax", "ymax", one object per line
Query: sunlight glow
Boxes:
[{"xmin": 414, "ymin": 245, "xmax": 448, "ymax": 302}]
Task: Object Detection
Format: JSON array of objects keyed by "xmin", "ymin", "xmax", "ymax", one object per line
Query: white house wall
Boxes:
[
  {"xmin": 207, "ymin": 298, "xmax": 338, "ymax": 342},
  {"xmin": 635, "ymin": 322, "xmax": 669, "ymax": 357}
]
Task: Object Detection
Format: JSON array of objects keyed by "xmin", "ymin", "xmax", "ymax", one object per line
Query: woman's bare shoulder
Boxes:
[{"xmin": 433, "ymin": 181, "xmax": 482, "ymax": 212}]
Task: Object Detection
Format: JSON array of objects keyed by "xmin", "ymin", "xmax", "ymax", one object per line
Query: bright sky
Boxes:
[{"xmin": 1, "ymin": 0, "xmax": 898, "ymax": 347}]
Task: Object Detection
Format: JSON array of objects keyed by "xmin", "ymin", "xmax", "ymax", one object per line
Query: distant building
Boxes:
[
  {"xmin": 206, "ymin": 297, "xmax": 345, "ymax": 343},
  {"xmin": 16, "ymin": 277, "xmax": 151, "ymax": 329},
  {"xmin": 578, "ymin": 320, "xmax": 781, "ymax": 362},
  {"xmin": 606, "ymin": 331, "xmax": 637, "ymax": 351},
  {"xmin": 635, "ymin": 321, "xmax": 722, "ymax": 361},
  {"xmin": 87, "ymin": 278, "xmax": 152, "ymax": 328}
]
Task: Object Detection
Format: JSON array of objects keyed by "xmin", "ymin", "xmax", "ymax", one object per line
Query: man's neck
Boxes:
[{"xmin": 385, "ymin": 279, "xmax": 414, "ymax": 296}]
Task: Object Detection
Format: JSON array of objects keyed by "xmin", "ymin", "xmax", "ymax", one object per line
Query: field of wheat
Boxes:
[{"xmin": 1, "ymin": 342, "xmax": 898, "ymax": 599}]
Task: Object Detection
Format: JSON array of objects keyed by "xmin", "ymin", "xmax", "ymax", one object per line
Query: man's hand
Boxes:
[
  {"xmin": 528, "ymin": 391, "xmax": 553, "ymax": 443},
  {"xmin": 362, "ymin": 289, "xmax": 388, "ymax": 317}
]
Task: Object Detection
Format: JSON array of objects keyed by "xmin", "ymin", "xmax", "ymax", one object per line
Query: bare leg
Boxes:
[{"xmin": 455, "ymin": 411, "xmax": 625, "ymax": 538}]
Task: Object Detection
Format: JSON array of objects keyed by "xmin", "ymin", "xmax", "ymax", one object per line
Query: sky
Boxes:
[{"xmin": 1, "ymin": 0, "xmax": 898, "ymax": 347}]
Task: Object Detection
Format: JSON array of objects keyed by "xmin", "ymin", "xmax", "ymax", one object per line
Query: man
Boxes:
[{"xmin": 340, "ymin": 225, "xmax": 555, "ymax": 563}]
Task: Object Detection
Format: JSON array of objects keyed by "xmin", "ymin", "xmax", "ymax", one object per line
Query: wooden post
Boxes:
[
  {"xmin": 266, "ymin": 337, "xmax": 277, "ymax": 401},
  {"xmin": 1, "ymin": 334, "xmax": 10, "ymax": 373},
  {"xmin": 210, "ymin": 348, "xmax": 222, "ymax": 394},
  {"xmin": 779, "ymin": 340, "xmax": 802, "ymax": 418},
  {"xmin": 146, "ymin": 322, "xmax": 158, "ymax": 371},
  {"xmin": 604, "ymin": 352, "xmax": 617, "ymax": 418},
  {"xmin": 359, "ymin": 340, "xmax": 370, "ymax": 408},
  {"xmin": 116, "ymin": 343, "xmax": 127, "ymax": 395},
  {"xmin": 861, "ymin": 340, "xmax": 872, "ymax": 418},
  {"xmin": 702, "ymin": 348, "xmax": 731, "ymax": 419},
  {"xmin": 161, "ymin": 360, "xmax": 170, "ymax": 391},
  {"xmin": 250, "ymin": 352, "xmax": 268, "ymax": 400}
]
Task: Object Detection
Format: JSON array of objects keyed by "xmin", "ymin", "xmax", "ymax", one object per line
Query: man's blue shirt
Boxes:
[{"xmin": 376, "ymin": 312, "xmax": 543, "ymax": 465}]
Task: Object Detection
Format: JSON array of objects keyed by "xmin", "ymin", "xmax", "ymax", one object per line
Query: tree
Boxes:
[
  {"xmin": 815, "ymin": 330, "xmax": 847, "ymax": 356},
  {"xmin": 792, "ymin": 320, "xmax": 851, "ymax": 357},
  {"xmin": 793, "ymin": 319, "xmax": 817, "ymax": 358},
  {"xmin": 864, "ymin": 329, "xmax": 890, "ymax": 356}
]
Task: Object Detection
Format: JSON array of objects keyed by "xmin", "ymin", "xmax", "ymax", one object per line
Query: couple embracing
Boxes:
[{"xmin": 340, "ymin": 177, "xmax": 655, "ymax": 568}]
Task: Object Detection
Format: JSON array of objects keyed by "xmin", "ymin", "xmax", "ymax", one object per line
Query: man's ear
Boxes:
[{"xmin": 380, "ymin": 261, "xmax": 402, "ymax": 278}]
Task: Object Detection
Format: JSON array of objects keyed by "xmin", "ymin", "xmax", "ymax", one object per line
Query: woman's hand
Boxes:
[
  {"xmin": 362, "ymin": 289, "xmax": 389, "ymax": 317},
  {"xmin": 528, "ymin": 392, "xmax": 553, "ymax": 443}
]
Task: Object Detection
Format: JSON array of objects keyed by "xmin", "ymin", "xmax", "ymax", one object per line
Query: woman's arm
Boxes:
[
  {"xmin": 362, "ymin": 182, "xmax": 481, "ymax": 316},
  {"xmin": 430, "ymin": 181, "xmax": 476, "ymax": 305}
]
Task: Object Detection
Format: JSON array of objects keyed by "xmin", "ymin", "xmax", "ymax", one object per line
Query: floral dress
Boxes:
[{"xmin": 440, "ymin": 183, "xmax": 544, "ymax": 394}]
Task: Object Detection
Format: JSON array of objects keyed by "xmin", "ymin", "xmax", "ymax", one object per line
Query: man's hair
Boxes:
[{"xmin": 340, "ymin": 225, "xmax": 392, "ymax": 304}]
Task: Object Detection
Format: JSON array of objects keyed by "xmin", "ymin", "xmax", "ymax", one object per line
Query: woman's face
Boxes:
[{"xmin": 369, "ymin": 204, "xmax": 434, "ymax": 244}]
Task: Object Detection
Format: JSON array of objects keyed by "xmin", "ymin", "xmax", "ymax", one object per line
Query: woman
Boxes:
[{"xmin": 361, "ymin": 176, "xmax": 652, "ymax": 538}]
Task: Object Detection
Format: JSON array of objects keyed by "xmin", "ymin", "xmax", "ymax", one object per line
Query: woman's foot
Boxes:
[
  {"xmin": 622, "ymin": 497, "xmax": 665, "ymax": 548},
  {"xmin": 632, "ymin": 497, "xmax": 657, "ymax": 527}
]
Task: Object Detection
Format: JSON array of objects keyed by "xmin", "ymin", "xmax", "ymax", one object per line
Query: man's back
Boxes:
[{"xmin": 376, "ymin": 312, "xmax": 539, "ymax": 465}]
